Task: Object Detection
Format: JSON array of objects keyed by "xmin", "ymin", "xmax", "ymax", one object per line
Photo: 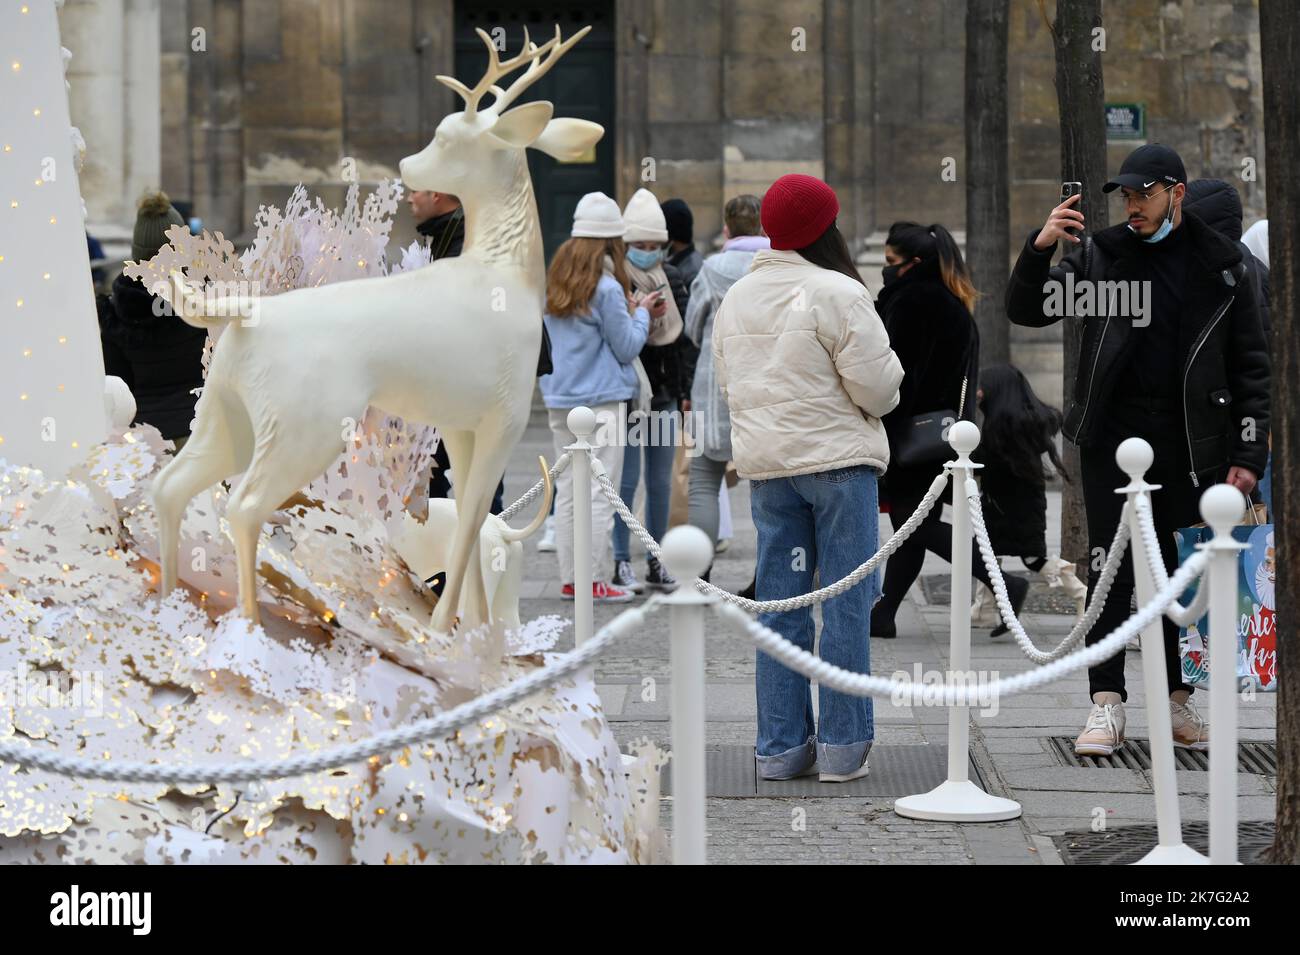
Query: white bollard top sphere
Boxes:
[
  {"xmin": 1115, "ymin": 437, "xmax": 1154, "ymax": 479},
  {"xmin": 1200, "ymin": 483, "xmax": 1245, "ymax": 537},
  {"xmin": 567, "ymin": 406, "xmax": 597, "ymax": 438},
  {"xmin": 660, "ymin": 525, "xmax": 715, "ymax": 582},
  {"xmin": 948, "ymin": 419, "xmax": 980, "ymax": 456}
]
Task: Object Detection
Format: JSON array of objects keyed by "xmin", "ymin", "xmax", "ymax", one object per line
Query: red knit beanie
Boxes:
[{"xmin": 760, "ymin": 174, "xmax": 840, "ymax": 250}]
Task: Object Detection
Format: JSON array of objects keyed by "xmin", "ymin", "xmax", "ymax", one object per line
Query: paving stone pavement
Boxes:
[{"xmin": 495, "ymin": 399, "xmax": 1275, "ymax": 864}]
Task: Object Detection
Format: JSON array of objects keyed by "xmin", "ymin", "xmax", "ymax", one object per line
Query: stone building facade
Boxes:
[{"xmin": 63, "ymin": 0, "xmax": 1269, "ymax": 403}]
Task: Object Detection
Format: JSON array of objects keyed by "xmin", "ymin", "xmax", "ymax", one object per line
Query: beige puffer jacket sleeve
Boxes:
[{"xmin": 827, "ymin": 296, "xmax": 903, "ymax": 420}]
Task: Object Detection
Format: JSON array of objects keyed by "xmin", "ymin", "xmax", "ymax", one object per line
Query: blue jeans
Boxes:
[
  {"xmin": 750, "ymin": 465, "xmax": 878, "ymax": 779},
  {"xmin": 613, "ymin": 408, "xmax": 677, "ymax": 562}
]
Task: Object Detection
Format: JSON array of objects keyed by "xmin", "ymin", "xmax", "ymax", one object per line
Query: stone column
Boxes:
[
  {"xmin": 123, "ymin": 0, "xmax": 161, "ymax": 206},
  {"xmin": 61, "ymin": 0, "xmax": 126, "ymax": 225}
]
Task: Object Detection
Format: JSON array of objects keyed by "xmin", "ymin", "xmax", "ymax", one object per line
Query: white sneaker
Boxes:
[
  {"xmin": 1170, "ymin": 699, "xmax": 1209, "ymax": 751},
  {"xmin": 537, "ymin": 515, "xmax": 556, "ymax": 552},
  {"xmin": 819, "ymin": 756, "xmax": 869, "ymax": 784},
  {"xmin": 1075, "ymin": 702, "xmax": 1126, "ymax": 756}
]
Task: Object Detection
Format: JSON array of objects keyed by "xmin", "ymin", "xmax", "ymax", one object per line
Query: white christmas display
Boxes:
[
  {"xmin": 149, "ymin": 25, "xmax": 604, "ymax": 639},
  {"xmin": 0, "ymin": 19, "xmax": 664, "ymax": 863},
  {"xmin": 0, "ymin": 177, "xmax": 665, "ymax": 863},
  {"xmin": 0, "ymin": 0, "xmax": 107, "ymax": 480}
]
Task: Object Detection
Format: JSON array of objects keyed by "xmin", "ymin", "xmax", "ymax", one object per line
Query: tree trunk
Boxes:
[
  {"xmin": 964, "ymin": 0, "xmax": 1010, "ymax": 366},
  {"xmin": 1259, "ymin": 0, "xmax": 1300, "ymax": 865},
  {"xmin": 1048, "ymin": 0, "xmax": 1108, "ymax": 570}
]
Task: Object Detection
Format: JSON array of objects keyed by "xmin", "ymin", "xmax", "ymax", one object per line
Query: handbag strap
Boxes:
[{"xmin": 955, "ymin": 320, "xmax": 978, "ymax": 421}]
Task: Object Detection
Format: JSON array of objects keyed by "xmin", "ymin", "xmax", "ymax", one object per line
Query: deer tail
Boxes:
[{"xmin": 498, "ymin": 456, "xmax": 554, "ymax": 543}]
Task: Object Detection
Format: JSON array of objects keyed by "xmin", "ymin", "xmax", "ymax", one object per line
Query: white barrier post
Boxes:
[
  {"xmin": 894, "ymin": 420, "xmax": 1022, "ymax": 822},
  {"xmin": 567, "ymin": 407, "xmax": 596, "ymax": 646},
  {"xmin": 660, "ymin": 525, "xmax": 715, "ymax": 865},
  {"xmin": 1201, "ymin": 484, "xmax": 1247, "ymax": 864},
  {"xmin": 1117, "ymin": 438, "xmax": 1208, "ymax": 865}
]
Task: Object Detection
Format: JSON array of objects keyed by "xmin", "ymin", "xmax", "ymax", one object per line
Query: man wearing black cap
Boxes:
[{"xmin": 1006, "ymin": 143, "xmax": 1270, "ymax": 758}]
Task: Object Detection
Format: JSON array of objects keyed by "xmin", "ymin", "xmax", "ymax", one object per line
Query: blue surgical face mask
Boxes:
[
  {"xmin": 1131, "ymin": 188, "xmax": 1176, "ymax": 243},
  {"xmin": 627, "ymin": 246, "xmax": 663, "ymax": 269}
]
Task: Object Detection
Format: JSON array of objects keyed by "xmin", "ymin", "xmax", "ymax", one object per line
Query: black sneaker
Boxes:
[
  {"xmin": 613, "ymin": 560, "xmax": 645, "ymax": 594},
  {"xmin": 645, "ymin": 556, "xmax": 679, "ymax": 592},
  {"xmin": 990, "ymin": 575, "xmax": 1031, "ymax": 637}
]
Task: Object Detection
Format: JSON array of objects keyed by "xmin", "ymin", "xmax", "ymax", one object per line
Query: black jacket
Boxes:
[
  {"xmin": 98, "ymin": 273, "xmax": 207, "ymax": 440},
  {"xmin": 974, "ymin": 450, "xmax": 1048, "ymax": 557},
  {"xmin": 876, "ymin": 257, "xmax": 979, "ymax": 492},
  {"xmin": 1006, "ymin": 211, "xmax": 1269, "ymax": 484},
  {"xmin": 1184, "ymin": 178, "xmax": 1271, "ymax": 339},
  {"xmin": 667, "ymin": 244, "xmax": 703, "ymax": 292},
  {"xmin": 417, "ymin": 207, "xmax": 465, "ymax": 259}
]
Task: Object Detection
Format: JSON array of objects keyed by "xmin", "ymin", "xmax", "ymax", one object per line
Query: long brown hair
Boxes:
[
  {"xmin": 793, "ymin": 220, "xmax": 865, "ymax": 287},
  {"xmin": 546, "ymin": 236, "xmax": 630, "ymax": 316},
  {"xmin": 885, "ymin": 221, "xmax": 979, "ymax": 314}
]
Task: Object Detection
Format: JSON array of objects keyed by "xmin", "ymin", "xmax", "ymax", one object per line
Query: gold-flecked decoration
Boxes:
[{"xmin": 2, "ymin": 181, "xmax": 666, "ymax": 863}]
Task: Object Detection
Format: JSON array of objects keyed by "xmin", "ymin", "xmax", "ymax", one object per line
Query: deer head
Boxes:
[{"xmin": 399, "ymin": 26, "xmax": 604, "ymax": 197}]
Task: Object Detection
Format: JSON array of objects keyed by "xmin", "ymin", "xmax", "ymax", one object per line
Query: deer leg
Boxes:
[
  {"xmin": 448, "ymin": 427, "xmax": 515, "ymax": 633},
  {"xmin": 430, "ymin": 429, "xmax": 475, "ymax": 634},
  {"xmin": 153, "ymin": 391, "xmax": 249, "ymax": 598},
  {"xmin": 226, "ymin": 427, "xmax": 342, "ymax": 624}
]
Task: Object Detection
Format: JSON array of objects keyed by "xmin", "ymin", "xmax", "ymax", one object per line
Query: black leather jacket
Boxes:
[{"xmin": 1006, "ymin": 211, "xmax": 1269, "ymax": 485}]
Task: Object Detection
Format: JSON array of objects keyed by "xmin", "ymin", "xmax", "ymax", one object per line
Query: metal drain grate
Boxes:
[
  {"xmin": 1049, "ymin": 737, "xmax": 1276, "ymax": 774},
  {"xmin": 1055, "ymin": 820, "xmax": 1276, "ymax": 864},
  {"xmin": 662, "ymin": 744, "xmax": 985, "ymax": 798},
  {"xmin": 920, "ymin": 573, "xmax": 1081, "ymax": 615}
]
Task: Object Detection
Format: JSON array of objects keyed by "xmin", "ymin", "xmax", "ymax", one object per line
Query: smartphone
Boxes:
[{"xmin": 1061, "ymin": 181, "xmax": 1083, "ymax": 236}]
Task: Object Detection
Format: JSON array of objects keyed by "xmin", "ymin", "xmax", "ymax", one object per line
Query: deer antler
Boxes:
[{"xmin": 435, "ymin": 25, "xmax": 591, "ymax": 116}]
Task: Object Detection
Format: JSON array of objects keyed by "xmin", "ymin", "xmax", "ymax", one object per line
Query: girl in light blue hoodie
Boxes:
[{"xmin": 540, "ymin": 192, "xmax": 666, "ymax": 602}]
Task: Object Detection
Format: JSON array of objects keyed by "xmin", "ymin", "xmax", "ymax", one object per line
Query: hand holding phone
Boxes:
[{"xmin": 1032, "ymin": 182, "xmax": 1086, "ymax": 251}]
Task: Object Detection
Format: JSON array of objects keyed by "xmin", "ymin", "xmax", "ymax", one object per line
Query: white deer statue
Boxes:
[{"xmin": 154, "ymin": 25, "xmax": 603, "ymax": 635}]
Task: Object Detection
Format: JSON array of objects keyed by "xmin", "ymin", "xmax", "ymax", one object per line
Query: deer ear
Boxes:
[
  {"xmin": 531, "ymin": 118, "xmax": 605, "ymax": 161},
  {"xmin": 488, "ymin": 100, "xmax": 554, "ymax": 148}
]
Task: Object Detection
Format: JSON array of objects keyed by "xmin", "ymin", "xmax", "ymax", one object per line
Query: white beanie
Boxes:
[
  {"xmin": 622, "ymin": 187, "xmax": 668, "ymax": 243},
  {"xmin": 571, "ymin": 192, "xmax": 625, "ymax": 238}
]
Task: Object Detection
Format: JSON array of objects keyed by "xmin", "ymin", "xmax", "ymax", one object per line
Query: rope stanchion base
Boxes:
[
  {"xmin": 893, "ymin": 780, "xmax": 1021, "ymax": 823},
  {"xmin": 1133, "ymin": 844, "xmax": 1211, "ymax": 866}
]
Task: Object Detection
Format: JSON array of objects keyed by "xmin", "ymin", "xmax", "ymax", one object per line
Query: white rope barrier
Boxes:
[
  {"xmin": 711, "ymin": 547, "xmax": 1210, "ymax": 706},
  {"xmin": 0, "ymin": 596, "xmax": 663, "ymax": 784},
  {"xmin": 498, "ymin": 450, "xmax": 573, "ymax": 521},
  {"xmin": 1132, "ymin": 493, "xmax": 1212, "ymax": 627},
  {"xmin": 966, "ymin": 476, "xmax": 1131, "ymax": 663},
  {"xmin": 0, "ymin": 409, "xmax": 1245, "ymax": 867},
  {"xmin": 593, "ymin": 463, "xmax": 951, "ymax": 613}
]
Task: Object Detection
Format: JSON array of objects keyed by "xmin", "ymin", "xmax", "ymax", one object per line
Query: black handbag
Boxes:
[{"xmin": 892, "ymin": 327, "xmax": 978, "ymax": 470}]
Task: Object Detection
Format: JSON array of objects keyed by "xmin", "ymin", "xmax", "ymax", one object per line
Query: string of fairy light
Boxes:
[{"xmin": 3, "ymin": 2, "xmax": 78, "ymax": 455}]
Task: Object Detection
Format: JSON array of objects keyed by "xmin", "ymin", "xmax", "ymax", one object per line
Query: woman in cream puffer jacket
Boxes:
[
  {"xmin": 713, "ymin": 248, "xmax": 903, "ymax": 479},
  {"xmin": 711, "ymin": 174, "xmax": 903, "ymax": 785}
]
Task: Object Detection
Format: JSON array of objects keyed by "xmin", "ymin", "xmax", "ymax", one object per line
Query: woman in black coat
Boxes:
[
  {"xmin": 98, "ymin": 192, "xmax": 206, "ymax": 446},
  {"xmin": 870, "ymin": 222, "xmax": 1028, "ymax": 637}
]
